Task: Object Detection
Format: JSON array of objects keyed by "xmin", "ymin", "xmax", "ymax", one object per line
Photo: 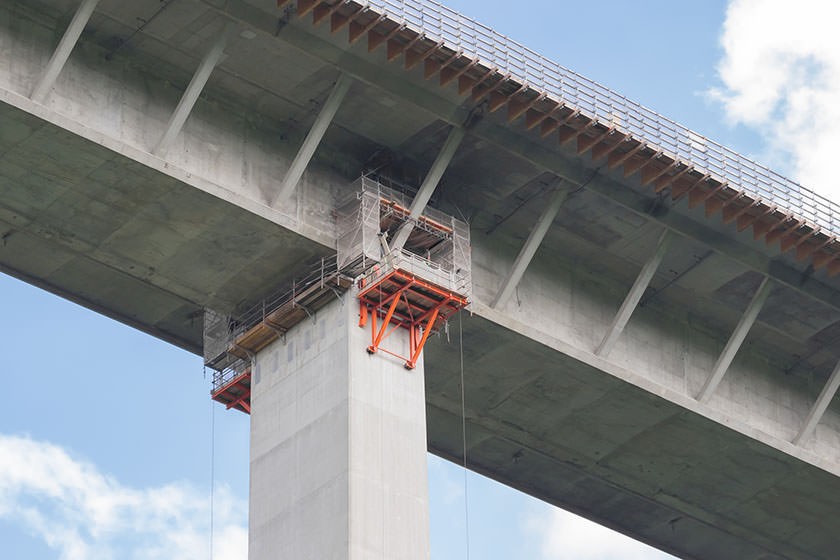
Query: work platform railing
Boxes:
[
  {"xmin": 295, "ymin": 0, "xmax": 839, "ymax": 234},
  {"xmin": 208, "ymin": 172, "xmax": 472, "ymax": 400}
]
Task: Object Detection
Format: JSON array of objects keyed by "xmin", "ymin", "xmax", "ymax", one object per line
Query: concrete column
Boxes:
[{"xmin": 249, "ymin": 290, "xmax": 429, "ymax": 560}]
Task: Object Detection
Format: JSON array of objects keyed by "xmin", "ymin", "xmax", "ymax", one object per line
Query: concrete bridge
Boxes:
[{"xmin": 2, "ymin": 1, "xmax": 840, "ymax": 558}]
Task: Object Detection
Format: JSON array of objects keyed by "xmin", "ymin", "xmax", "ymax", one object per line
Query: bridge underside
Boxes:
[
  {"xmin": 3, "ymin": 1, "xmax": 840, "ymax": 559},
  {"xmin": 426, "ymin": 314, "xmax": 838, "ymax": 559}
]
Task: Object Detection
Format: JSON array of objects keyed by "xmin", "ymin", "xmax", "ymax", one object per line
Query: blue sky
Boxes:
[{"xmin": 3, "ymin": 1, "xmax": 839, "ymax": 558}]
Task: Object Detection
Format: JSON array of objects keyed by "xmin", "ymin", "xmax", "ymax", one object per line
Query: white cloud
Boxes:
[
  {"xmin": 710, "ymin": 0, "xmax": 840, "ymax": 200},
  {"xmin": 525, "ymin": 506, "xmax": 675, "ymax": 560},
  {"xmin": 0, "ymin": 434, "xmax": 246, "ymax": 560}
]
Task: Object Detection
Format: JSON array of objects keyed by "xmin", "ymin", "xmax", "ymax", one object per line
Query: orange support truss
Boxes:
[
  {"xmin": 358, "ymin": 269, "xmax": 468, "ymax": 369},
  {"xmin": 211, "ymin": 369, "xmax": 252, "ymax": 414}
]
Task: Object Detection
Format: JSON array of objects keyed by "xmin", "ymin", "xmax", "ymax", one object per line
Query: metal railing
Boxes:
[
  {"xmin": 359, "ymin": 0, "xmax": 839, "ymax": 233},
  {"xmin": 360, "ymin": 247, "xmax": 471, "ymax": 296},
  {"xmin": 211, "ymin": 358, "xmax": 249, "ymax": 392},
  {"xmin": 231, "ymin": 256, "xmax": 345, "ymax": 341}
]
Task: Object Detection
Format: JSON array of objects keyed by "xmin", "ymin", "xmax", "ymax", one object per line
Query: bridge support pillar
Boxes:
[{"xmin": 248, "ymin": 290, "xmax": 430, "ymax": 560}]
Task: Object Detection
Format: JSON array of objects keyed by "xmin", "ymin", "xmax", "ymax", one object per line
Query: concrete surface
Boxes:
[
  {"xmin": 250, "ymin": 292, "xmax": 429, "ymax": 560},
  {"xmin": 2, "ymin": 1, "xmax": 840, "ymax": 558}
]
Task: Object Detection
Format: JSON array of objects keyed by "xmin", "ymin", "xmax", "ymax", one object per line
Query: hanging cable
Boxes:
[
  {"xmin": 459, "ymin": 311, "xmax": 470, "ymax": 560},
  {"xmin": 209, "ymin": 397, "xmax": 216, "ymax": 560}
]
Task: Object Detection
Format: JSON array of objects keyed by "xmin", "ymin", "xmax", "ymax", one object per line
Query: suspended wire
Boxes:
[
  {"xmin": 459, "ymin": 311, "xmax": 470, "ymax": 560},
  {"xmin": 209, "ymin": 395, "xmax": 216, "ymax": 560}
]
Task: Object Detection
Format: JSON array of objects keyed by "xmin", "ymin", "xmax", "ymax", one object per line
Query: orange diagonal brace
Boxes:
[
  {"xmin": 368, "ymin": 289, "xmax": 404, "ymax": 353},
  {"xmin": 405, "ymin": 307, "xmax": 440, "ymax": 369}
]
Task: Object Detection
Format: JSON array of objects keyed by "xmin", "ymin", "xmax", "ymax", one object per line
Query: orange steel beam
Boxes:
[
  {"xmin": 368, "ymin": 287, "xmax": 405, "ymax": 352},
  {"xmin": 406, "ymin": 307, "xmax": 440, "ymax": 369}
]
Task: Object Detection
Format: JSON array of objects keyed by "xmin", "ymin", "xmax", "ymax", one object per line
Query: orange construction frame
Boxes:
[
  {"xmin": 358, "ymin": 269, "xmax": 467, "ymax": 369},
  {"xmin": 210, "ymin": 369, "xmax": 252, "ymax": 414}
]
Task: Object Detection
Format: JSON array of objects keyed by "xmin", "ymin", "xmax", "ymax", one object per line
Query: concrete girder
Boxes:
[
  {"xmin": 390, "ymin": 125, "xmax": 465, "ymax": 252},
  {"xmin": 154, "ymin": 30, "xmax": 230, "ymax": 155},
  {"xmin": 595, "ymin": 229, "xmax": 671, "ymax": 357},
  {"xmin": 274, "ymin": 73, "xmax": 353, "ymax": 205},
  {"xmin": 30, "ymin": 0, "xmax": 100, "ymax": 103},
  {"xmin": 491, "ymin": 184, "xmax": 568, "ymax": 309},
  {"xmin": 697, "ymin": 277, "xmax": 772, "ymax": 403},
  {"xmin": 794, "ymin": 360, "xmax": 840, "ymax": 444}
]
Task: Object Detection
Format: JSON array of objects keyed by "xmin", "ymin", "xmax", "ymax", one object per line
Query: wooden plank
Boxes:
[
  {"xmin": 812, "ymin": 250, "xmax": 838, "ymax": 270},
  {"xmin": 488, "ymin": 91, "xmax": 507, "ymax": 112},
  {"xmin": 752, "ymin": 217, "xmax": 778, "ymax": 241},
  {"xmin": 387, "ymin": 38, "xmax": 406, "ymax": 61},
  {"xmin": 313, "ymin": 3, "xmax": 336, "ymax": 25},
  {"xmin": 558, "ymin": 120, "xmax": 594, "ymax": 147},
  {"xmin": 441, "ymin": 60, "xmax": 477, "ymax": 87},
  {"xmin": 297, "ymin": 0, "xmax": 318, "ymax": 16},
  {"xmin": 688, "ymin": 181, "xmax": 724, "ymax": 209},
  {"xmin": 722, "ymin": 199, "xmax": 757, "ymax": 225},
  {"xmin": 781, "ymin": 228, "xmax": 817, "ymax": 253},
  {"xmin": 653, "ymin": 165, "xmax": 692, "ymax": 193},
  {"xmin": 797, "ymin": 235, "xmax": 834, "ymax": 262},
  {"xmin": 607, "ymin": 142, "xmax": 644, "ymax": 169},
  {"xmin": 766, "ymin": 219, "xmax": 802, "ymax": 246},
  {"xmin": 736, "ymin": 205, "xmax": 774, "ymax": 232},
  {"xmin": 507, "ymin": 93, "xmax": 544, "ymax": 122},
  {"xmin": 672, "ymin": 173, "xmax": 709, "ymax": 201},
  {"xmin": 640, "ymin": 161, "xmax": 677, "ymax": 187},
  {"xmin": 458, "ymin": 75, "xmax": 477, "ymax": 95},
  {"xmin": 524, "ymin": 103, "xmax": 560, "ymax": 130},
  {"xmin": 368, "ymin": 30, "xmax": 387, "ymax": 51},
  {"xmin": 591, "ymin": 135, "xmax": 627, "ymax": 161},
  {"xmin": 406, "ymin": 42, "xmax": 441, "ymax": 70},
  {"xmin": 623, "ymin": 152, "xmax": 657, "ymax": 178},
  {"xmin": 705, "ymin": 192, "xmax": 742, "ymax": 218},
  {"xmin": 424, "ymin": 58, "xmax": 440, "ymax": 79},
  {"xmin": 576, "ymin": 126, "xmax": 612, "ymax": 155},
  {"xmin": 541, "ymin": 109, "xmax": 578, "ymax": 138}
]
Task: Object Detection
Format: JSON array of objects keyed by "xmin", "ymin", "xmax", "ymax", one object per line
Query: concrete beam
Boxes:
[
  {"xmin": 390, "ymin": 125, "xmax": 465, "ymax": 252},
  {"xmin": 794, "ymin": 360, "xmax": 840, "ymax": 444},
  {"xmin": 595, "ymin": 229, "xmax": 671, "ymax": 357},
  {"xmin": 274, "ymin": 73, "xmax": 353, "ymax": 204},
  {"xmin": 491, "ymin": 184, "xmax": 568, "ymax": 309},
  {"xmin": 237, "ymin": 16, "xmax": 840, "ymax": 317},
  {"xmin": 154, "ymin": 32, "xmax": 229, "ymax": 155},
  {"xmin": 30, "ymin": 0, "xmax": 100, "ymax": 102},
  {"xmin": 698, "ymin": 277, "xmax": 772, "ymax": 403}
]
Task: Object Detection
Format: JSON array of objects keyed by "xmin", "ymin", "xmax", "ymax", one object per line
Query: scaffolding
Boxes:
[
  {"xmin": 207, "ymin": 174, "xmax": 472, "ymax": 410},
  {"xmin": 339, "ymin": 176, "xmax": 471, "ymax": 369}
]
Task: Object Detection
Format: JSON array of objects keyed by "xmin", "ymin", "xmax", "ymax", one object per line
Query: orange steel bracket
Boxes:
[
  {"xmin": 358, "ymin": 269, "xmax": 467, "ymax": 369},
  {"xmin": 211, "ymin": 369, "xmax": 252, "ymax": 414}
]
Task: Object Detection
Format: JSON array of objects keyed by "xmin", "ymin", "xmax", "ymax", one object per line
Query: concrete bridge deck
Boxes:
[{"xmin": 2, "ymin": 1, "xmax": 840, "ymax": 558}]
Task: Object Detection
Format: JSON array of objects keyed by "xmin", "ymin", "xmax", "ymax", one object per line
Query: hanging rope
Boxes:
[
  {"xmin": 459, "ymin": 311, "xmax": 470, "ymax": 560},
  {"xmin": 209, "ymin": 395, "xmax": 216, "ymax": 560}
]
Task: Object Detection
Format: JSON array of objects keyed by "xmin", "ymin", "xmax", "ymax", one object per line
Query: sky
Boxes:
[{"xmin": 3, "ymin": 0, "xmax": 840, "ymax": 558}]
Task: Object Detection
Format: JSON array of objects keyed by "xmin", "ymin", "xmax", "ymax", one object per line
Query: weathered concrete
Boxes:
[
  {"xmin": 2, "ymin": 2, "xmax": 840, "ymax": 559},
  {"xmin": 250, "ymin": 293, "xmax": 429, "ymax": 560}
]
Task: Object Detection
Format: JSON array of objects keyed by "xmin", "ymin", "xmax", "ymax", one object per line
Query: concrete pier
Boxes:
[{"xmin": 249, "ymin": 292, "xmax": 429, "ymax": 560}]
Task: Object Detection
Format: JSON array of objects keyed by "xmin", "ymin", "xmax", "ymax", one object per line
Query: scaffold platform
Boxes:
[
  {"xmin": 211, "ymin": 368, "xmax": 252, "ymax": 414},
  {"xmin": 359, "ymin": 255, "xmax": 468, "ymax": 369}
]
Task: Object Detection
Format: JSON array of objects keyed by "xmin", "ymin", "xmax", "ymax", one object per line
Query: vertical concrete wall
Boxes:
[{"xmin": 250, "ymin": 292, "xmax": 429, "ymax": 560}]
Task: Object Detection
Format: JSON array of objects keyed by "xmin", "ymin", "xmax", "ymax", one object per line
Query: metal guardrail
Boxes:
[
  {"xmin": 211, "ymin": 360, "xmax": 249, "ymax": 392},
  {"xmin": 231, "ymin": 256, "xmax": 344, "ymax": 340},
  {"xmin": 360, "ymin": 0, "xmax": 839, "ymax": 234},
  {"xmin": 360, "ymin": 247, "xmax": 470, "ymax": 296}
]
